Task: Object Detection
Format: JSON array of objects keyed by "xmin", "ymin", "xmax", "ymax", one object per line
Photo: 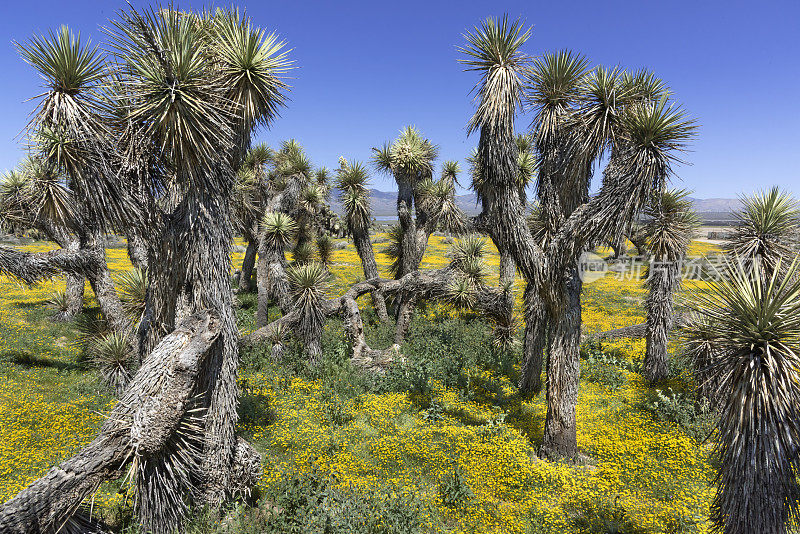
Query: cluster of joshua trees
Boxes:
[{"xmin": 0, "ymin": 6, "xmax": 798, "ymax": 534}]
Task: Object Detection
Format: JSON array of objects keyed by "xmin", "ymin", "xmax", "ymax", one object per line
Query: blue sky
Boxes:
[{"xmin": 1, "ymin": 0, "xmax": 798, "ymax": 198}]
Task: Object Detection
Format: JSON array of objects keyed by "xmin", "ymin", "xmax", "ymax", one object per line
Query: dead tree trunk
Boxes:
[{"xmin": 0, "ymin": 312, "xmax": 221, "ymax": 534}]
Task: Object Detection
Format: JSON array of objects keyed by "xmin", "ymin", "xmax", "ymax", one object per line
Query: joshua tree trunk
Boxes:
[
  {"xmin": 352, "ymin": 229, "xmax": 389, "ymax": 322},
  {"xmin": 125, "ymin": 230, "xmax": 149, "ymax": 271},
  {"xmin": 540, "ymin": 266, "xmax": 582, "ymax": 460},
  {"xmin": 256, "ymin": 245, "xmax": 291, "ymax": 327},
  {"xmin": 36, "ymin": 221, "xmax": 85, "ymax": 322},
  {"xmin": 642, "ymin": 259, "xmax": 680, "ymax": 382},
  {"xmin": 609, "ymin": 237, "xmax": 628, "ymax": 259},
  {"xmin": 499, "ymin": 250, "xmax": 515, "ymax": 322},
  {"xmin": 519, "ymin": 283, "xmax": 547, "ymax": 396},
  {"xmin": 396, "ymin": 179, "xmax": 418, "ymax": 278},
  {"xmin": 0, "ymin": 311, "xmax": 221, "ymax": 534},
  {"xmin": 239, "ymin": 234, "xmax": 258, "ymax": 292}
]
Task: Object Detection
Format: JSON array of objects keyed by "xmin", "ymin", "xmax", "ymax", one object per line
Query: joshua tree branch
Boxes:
[
  {"xmin": 0, "ymin": 244, "xmax": 104, "ymax": 285},
  {"xmin": 245, "ymin": 267, "xmax": 509, "ymax": 371}
]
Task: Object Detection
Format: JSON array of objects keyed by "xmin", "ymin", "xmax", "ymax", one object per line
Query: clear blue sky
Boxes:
[{"xmin": 1, "ymin": 0, "xmax": 798, "ymax": 198}]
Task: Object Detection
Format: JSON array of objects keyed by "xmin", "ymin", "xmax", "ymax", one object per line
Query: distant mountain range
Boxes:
[{"xmin": 330, "ymin": 190, "xmax": 742, "ymax": 222}]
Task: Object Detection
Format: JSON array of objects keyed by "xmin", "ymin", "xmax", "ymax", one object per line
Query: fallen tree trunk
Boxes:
[
  {"xmin": 588, "ymin": 313, "xmax": 690, "ymax": 342},
  {"xmin": 0, "ymin": 312, "xmax": 221, "ymax": 534}
]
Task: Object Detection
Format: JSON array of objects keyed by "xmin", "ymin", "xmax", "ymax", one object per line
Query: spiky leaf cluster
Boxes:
[
  {"xmin": 373, "ymin": 126, "xmax": 438, "ymax": 182},
  {"xmin": 725, "ymin": 187, "xmax": 799, "ymax": 274},
  {"xmin": 261, "ymin": 211, "xmax": 297, "ymax": 251}
]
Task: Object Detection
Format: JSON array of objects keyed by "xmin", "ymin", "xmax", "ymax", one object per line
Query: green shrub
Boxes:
[
  {"xmin": 438, "ymin": 463, "xmax": 474, "ymax": 508},
  {"xmin": 639, "ymin": 388, "xmax": 716, "ymax": 441},
  {"xmin": 566, "ymin": 495, "xmax": 648, "ymax": 534}
]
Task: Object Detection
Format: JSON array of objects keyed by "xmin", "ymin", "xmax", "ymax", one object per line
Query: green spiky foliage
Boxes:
[
  {"xmin": 209, "ymin": 7, "xmax": 292, "ymax": 135},
  {"xmin": 725, "ymin": 187, "xmax": 799, "ymax": 275},
  {"xmin": 286, "ymin": 262, "xmax": 330, "ymax": 362},
  {"xmin": 686, "ymin": 259, "xmax": 800, "ymax": 534},
  {"xmin": 76, "ymin": 309, "xmax": 111, "ymax": 347},
  {"xmin": 447, "ymin": 277, "xmax": 477, "ymax": 310},
  {"xmin": 116, "ymin": 269, "xmax": 148, "ymax": 323},
  {"xmin": 641, "ymin": 189, "xmax": 699, "ymax": 382},
  {"xmin": 373, "ymin": 126, "xmax": 438, "ymax": 181},
  {"xmin": 644, "ymin": 188, "xmax": 699, "ymax": 260},
  {"xmin": 441, "ymin": 160, "xmax": 461, "ymax": 188},
  {"xmin": 449, "ymin": 234, "xmax": 488, "ymax": 267},
  {"xmin": 15, "ymin": 25, "xmax": 123, "ymax": 227},
  {"xmin": 315, "ymin": 234, "xmax": 333, "ymax": 266},
  {"xmin": 261, "ymin": 211, "xmax": 297, "ymax": 251},
  {"xmin": 89, "ymin": 331, "xmax": 134, "ymax": 395},
  {"xmin": 46, "ymin": 289, "xmax": 70, "ymax": 314},
  {"xmin": 291, "ymin": 240, "xmax": 315, "ymax": 265}
]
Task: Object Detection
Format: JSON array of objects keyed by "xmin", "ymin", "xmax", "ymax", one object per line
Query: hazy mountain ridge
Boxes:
[{"xmin": 330, "ymin": 190, "xmax": 742, "ymax": 220}]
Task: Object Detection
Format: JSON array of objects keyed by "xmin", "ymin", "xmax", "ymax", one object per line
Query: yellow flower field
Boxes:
[{"xmin": 0, "ymin": 236, "xmax": 721, "ymax": 532}]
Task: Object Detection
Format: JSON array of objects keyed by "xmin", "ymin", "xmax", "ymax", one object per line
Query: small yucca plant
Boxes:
[
  {"xmin": 46, "ymin": 289, "xmax": 69, "ymax": 313},
  {"xmin": 116, "ymin": 268, "xmax": 147, "ymax": 323},
  {"xmin": 291, "ymin": 240, "xmax": 315, "ymax": 265},
  {"xmin": 447, "ymin": 277, "xmax": 476, "ymax": 310},
  {"xmin": 725, "ymin": 187, "xmax": 799, "ymax": 275},
  {"xmin": 448, "ymin": 234, "xmax": 487, "ymax": 266},
  {"xmin": 266, "ymin": 323, "xmax": 288, "ymax": 361},
  {"xmin": 76, "ymin": 309, "xmax": 110, "ymax": 348},
  {"xmin": 89, "ymin": 331, "xmax": 134, "ymax": 395},
  {"xmin": 316, "ymin": 235, "xmax": 333, "ymax": 266}
]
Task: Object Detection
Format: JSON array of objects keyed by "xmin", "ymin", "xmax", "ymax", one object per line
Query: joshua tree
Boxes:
[
  {"xmin": 374, "ymin": 128, "xmax": 466, "ymax": 342},
  {"xmin": 724, "ymin": 186, "xmax": 799, "ymax": 276},
  {"xmin": 233, "ymin": 143, "xmax": 273, "ymax": 292},
  {"xmin": 373, "ymin": 126, "xmax": 439, "ymax": 278},
  {"xmin": 641, "ymin": 189, "xmax": 698, "ymax": 382},
  {"xmin": 0, "ymin": 27, "xmax": 130, "ymax": 333},
  {"xmin": 0, "ymin": 7, "xmax": 293, "ymax": 532},
  {"xmin": 335, "ymin": 158, "xmax": 390, "ymax": 322},
  {"xmin": 459, "ymin": 16, "xmax": 695, "ymax": 459},
  {"xmin": 686, "ymin": 258, "xmax": 800, "ymax": 534}
]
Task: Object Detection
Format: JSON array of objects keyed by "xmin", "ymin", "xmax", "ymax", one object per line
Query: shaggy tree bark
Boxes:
[
  {"xmin": 642, "ymin": 260, "xmax": 681, "ymax": 383},
  {"xmin": 539, "ymin": 266, "xmax": 582, "ymax": 460},
  {"xmin": 125, "ymin": 229, "xmax": 148, "ymax": 272},
  {"xmin": 256, "ymin": 246, "xmax": 291, "ymax": 326},
  {"xmin": 0, "ymin": 311, "xmax": 221, "ymax": 534},
  {"xmin": 352, "ymin": 229, "xmax": 389, "ymax": 323},
  {"xmin": 518, "ymin": 283, "xmax": 547, "ymax": 396}
]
